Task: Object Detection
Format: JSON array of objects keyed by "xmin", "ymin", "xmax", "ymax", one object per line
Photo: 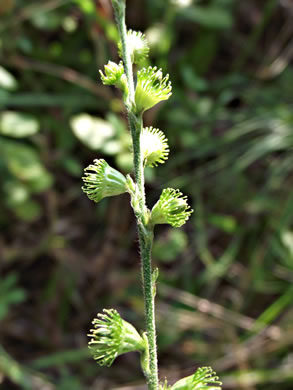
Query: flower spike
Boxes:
[
  {"xmin": 99, "ymin": 61, "xmax": 128, "ymax": 96},
  {"xmin": 88, "ymin": 309, "xmax": 146, "ymax": 367},
  {"xmin": 141, "ymin": 127, "xmax": 170, "ymax": 167},
  {"xmin": 151, "ymin": 188, "xmax": 193, "ymax": 228},
  {"xmin": 82, "ymin": 159, "xmax": 127, "ymax": 203},
  {"xmin": 171, "ymin": 366, "xmax": 222, "ymax": 390},
  {"xmin": 135, "ymin": 66, "xmax": 172, "ymax": 113},
  {"xmin": 119, "ymin": 30, "xmax": 149, "ymax": 64}
]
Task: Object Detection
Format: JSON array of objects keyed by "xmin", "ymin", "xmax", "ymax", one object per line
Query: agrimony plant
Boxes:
[{"xmin": 82, "ymin": 1, "xmax": 222, "ymax": 389}]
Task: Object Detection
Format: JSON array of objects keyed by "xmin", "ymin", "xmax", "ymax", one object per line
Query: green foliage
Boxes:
[
  {"xmin": 153, "ymin": 230, "xmax": 188, "ymax": 263},
  {"xmin": 71, "ymin": 113, "xmax": 132, "ymax": 171},
  {"xmin": 178, "ymin": 5, "xmax": 233, "ymax": 29},
  {"xmin": 0, "ymin": 138, "xmax": 53, "ymax": 221},
  {"xmin": 0, "ymin": 274, "xmax": 26, "ymax": 321},
  {"xmin": 0, "ymin": 111, "xmax": 39, "ymax": 138},
  {"xmin": 0, "ymin": 66, "xmax": 18, "ymax": 91}
]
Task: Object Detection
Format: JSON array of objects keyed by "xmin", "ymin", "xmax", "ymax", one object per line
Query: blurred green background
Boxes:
[{"xmin": 1, "ymin": 0, "xmax": 293, "ymax": 389}]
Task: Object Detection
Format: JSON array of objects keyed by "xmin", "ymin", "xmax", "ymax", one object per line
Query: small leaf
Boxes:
[
  {"xmin": 13, "ymin": 199, "xmax": 42, "ymax": 221},
  {"xmin": 1, "ymin": 140, "xmax": 52, "ymax": 191},
  {"xmin": 74, "ymin": 0, "xmax": 96, "ymax": 14},
  {"xmin": 153, "ymin": 230, "xmax": 187, "ymax": 262},
  {"xmin": 71, "ymin": 114, "xmax": 115, "ymax": 150},
  {"xmin": 0, "ymin": 66, "xmax": 18, "ymax": 90},
  {"xmin": 3, "ymin": 181, "xmax": 29, "ymax": 206},
  {"xmin": 179, "ymin": 6, "xmax": 233, "ymax": 29},
  {"xmin": 208, "ymin": 214, "xmax": 237, "ymax": 233},
  {"xmin": 0, "ymin": 111, "xmax": 39, "ymax": 138}
]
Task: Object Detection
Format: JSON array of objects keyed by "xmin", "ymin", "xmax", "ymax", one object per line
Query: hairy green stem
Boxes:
[
  {"xmin": 138, "ymin": 225, "xmax": 158, "ymax": 389},
  {"xmin": 128, "ymin": 112, "xmax": 146, "ymax": 213},
  {"xmin": 112, "ymin": 1, "xmax": 159, "ymax": 389},
  {"xmin": 112, "ymin": 0, "xmax": 135, "ymax": 103}
]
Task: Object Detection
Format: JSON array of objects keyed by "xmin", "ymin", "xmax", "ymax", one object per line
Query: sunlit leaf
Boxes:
[
  {"xmin": 179, "ymin": 6, "xmax": 233, "ymax": 29},
  {"xmin": 1, "ymin": 140, "xmax": 52, "ymax": 190},
  {"xmin": 0, "ymin": 66, "xmax": 18, "ymax": 90},
  {"xmin": 71, "ymin": 113, "xmax": 115, "ymax": 150},
  {"xmin": 30, "ymin": 10, "xmax": 63, "ymax": 30},
  {"xmin": 3, "ymin": 181, "xmax": 29, "ymax": 206},
  {"xmin": 0, "ymin": 111, "xmax": 39, "ymax": 138}
]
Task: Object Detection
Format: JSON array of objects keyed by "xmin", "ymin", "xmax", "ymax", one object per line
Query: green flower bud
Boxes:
[
  {"xmin": 135, "ymin": 66, "xmax": 172, "ymax": 113},
  {"xmin": 82, "ymin": 159, "xmax": 127, "ymax": 203},
  {"xmin": 119, "ymin": 30, "xmax": 149, "ymax": 64},
  {"xmin": 141, "ymin": 127, "xmax": 169, "ymax": 167},
  {"xmin": 151, "ymin": 188, "xmax": 193, "ymax": 228},
  {"xmin": 88, "ymin": 309, "xmax": 146, "ymax": 367},
  {"xmin": 99, "ymin": 61, "xmax": 128, "ymax": 97},
  {"xmin": 171, "ymin": 367, "xmax": 222, "ymax": 390}
]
